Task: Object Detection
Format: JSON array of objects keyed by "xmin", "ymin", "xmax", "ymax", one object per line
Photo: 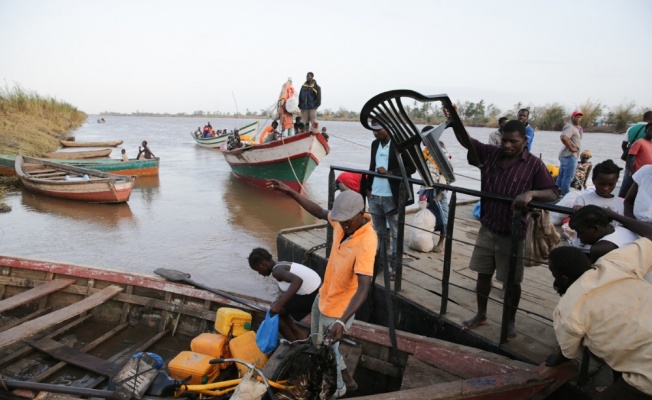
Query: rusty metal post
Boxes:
[
  {"xmin": 439, "ymin": 191, "xmax": 457, "ymax": 316},
  {"xmin": 500, "ymin": 209, "xmax": 523, "ymax": 344},
  {"xmin": 394, "ymin": 182, "xmax": 407, "ymax": 293},
  {"xmin": 326, "ymin": 168, "xmax": 335, "ymax": 257}
]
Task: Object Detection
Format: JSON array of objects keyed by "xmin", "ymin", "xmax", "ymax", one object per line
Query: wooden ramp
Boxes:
[
  {"xmin": 0, "ymin": 278, "xmax": 75, "ymax": 313},
  {"xmin": 0, "ymin": 285, "xmax": 123, "ymax": 348},
  {"xmin": 277, "ymin": 204, "xmax": 562, "ymax": 365}
]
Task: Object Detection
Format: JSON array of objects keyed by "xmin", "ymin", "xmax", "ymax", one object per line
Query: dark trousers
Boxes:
[{"xmin": 594, "ymin": 376, "xmax": 652, "ymax": 400}]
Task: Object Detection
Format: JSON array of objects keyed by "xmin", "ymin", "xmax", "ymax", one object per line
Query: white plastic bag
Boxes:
[{"xmin": 408, "ymin": 201, "xmax": 437, "ymax": 252}]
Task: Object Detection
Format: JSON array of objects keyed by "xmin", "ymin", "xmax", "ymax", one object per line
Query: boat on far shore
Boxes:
[
  {"xmin": 41, "ymin": 149, "xmax": 112, "ymax": 159},
  {"xmin": 15, "ymin": 154, "xmax": 135, "ymax": 203},
  {"xmin": 0, "ymin": 154, "xmax": 159, "ymax": 177},
  {"xmin": 191, "ymin": 121, "xmax": 259, "ymax": 149},
  {"xmin": 59, "ymin": 139, "xmax": 123, "ymax": 147}
]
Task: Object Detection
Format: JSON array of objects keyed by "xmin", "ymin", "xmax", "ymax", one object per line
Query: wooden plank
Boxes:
[
  {"xmin": 0, "ymin": 279, "xmax": 76, "ymax": 312},
  {"xmin": 401, "ymin": 356, "xmax": 460, "ymax": 389},
  {"xmin": 0, "ymin": 307, "xmax": 51, "ymax": 332},
  {"xmin": 0, "ymin": 285, "xmax": 123, "ymax": 348},
  {"xmin": 26, "ymin": 337, "xmax": 121, "ymax": 376}
]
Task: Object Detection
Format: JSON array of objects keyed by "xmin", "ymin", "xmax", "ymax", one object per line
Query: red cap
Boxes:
[{"xmin": 572, "ymin": 110, "xmax": 583, "ymax": 117}]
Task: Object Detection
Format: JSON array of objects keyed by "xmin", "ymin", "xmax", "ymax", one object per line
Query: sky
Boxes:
[{"xmin": 1, "ymin": 0, "xmax": 651, "ymax": 116}]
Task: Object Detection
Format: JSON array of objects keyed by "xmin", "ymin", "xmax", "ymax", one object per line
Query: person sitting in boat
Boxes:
[
  {"xmin": 321, "ymin": 126, "xmax": 330, "ymax": 141},
  {"xmin": 194, "ymin": 127, "xmax": 202, "ymax": 137},
  {"xmin": 259, "ymin": 121, "xmax": 280, "ymax": 144},
  {"xmin": 121, "ymin": 149, "xmax": 128, "ymax": 162},
  {"xmin": 247, "ymin": 248, "xmax": 321, "ymax": 342},
  {"xmin": 137, "ymin": 141, "xmax": 155, "ymax": 160},
  {"xmin": 226, "ymin": 129, "xmax": 242, "ymax": 151}
]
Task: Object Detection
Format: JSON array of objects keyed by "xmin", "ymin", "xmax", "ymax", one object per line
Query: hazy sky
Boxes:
[{"xmin": 1, "ymin": 0, "xmax": 650, "ymax": 115}]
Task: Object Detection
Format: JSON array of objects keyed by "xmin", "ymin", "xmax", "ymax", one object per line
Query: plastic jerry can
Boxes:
[
  {"xmin": 228, "ymin": 330, "xmax": 268, "ymax": 377},
  {"xmin": 190, "ymin": 332, "xmax": 231, "ymax": 370},
  {"xmin": 167, "ymin": 351, "xmax": 219, "ymax": 384},
  {"xmin": 214, "ymin": 307, "xmax": 252, "ymax": 337}
]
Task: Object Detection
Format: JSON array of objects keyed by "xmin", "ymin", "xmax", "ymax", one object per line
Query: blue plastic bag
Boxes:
[
  {"xmin": 472, "ymin": 201, "xmax": 481, "ymax": 220},
  {"xmin": 256, "ymin": 310, "xmax": 279, "ymax": 354}
]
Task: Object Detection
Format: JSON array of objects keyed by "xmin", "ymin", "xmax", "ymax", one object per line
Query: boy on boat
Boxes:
[{"xmin": 247, "ymin": 248, "xmax": 321, "ymax": 342}]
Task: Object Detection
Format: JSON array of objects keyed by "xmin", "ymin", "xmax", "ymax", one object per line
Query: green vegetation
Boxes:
[
  {"xmin": 103, "ymin": 98, "xmax": 650, "ymax": 133},
  {"xmin": 0, "ymin": 84, "xmax": 87, "ymax": 209}
]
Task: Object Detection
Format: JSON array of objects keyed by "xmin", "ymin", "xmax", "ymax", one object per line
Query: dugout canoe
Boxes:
[
  {"xmin": 220, "ymin": 131, "xmax": 330, "ymax": 192},
  {"xmin": 0, "ymin": 254, "xmax": 576, "ymax": 400},
  {"xmin": 59, "ymin": 139, "xmax": 124, "ymax": 147},
  {"xmin": 191, "ymin": 121, "xmax": 259, "ymax": 148},
  {"xmin": 0, "ymin": 154, "xmax": 159, "ymax": 177},
  {"xmin": 41, "ymin": 149, "xmax": 113, "ymax": 159},
  {"xmin": 15, "ymin": 155, "xmax": 135, "ymax": 203}
]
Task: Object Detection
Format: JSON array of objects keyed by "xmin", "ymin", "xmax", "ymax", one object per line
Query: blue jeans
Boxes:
[
  {"xmin": 419, "ymin": 189, "xmax": 449, "ymax": 233},
  {"xmin": 368, "ymin": 195, "xmax": 398, "ymax": 271},
  {"xmin": 556, "ymin": 156, "xmax": 577, "ymax": 196}
]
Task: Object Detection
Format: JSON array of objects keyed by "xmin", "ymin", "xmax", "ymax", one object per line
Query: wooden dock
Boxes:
[{"xmin": 277, "ymin": 203, "xmax": 561, "ymax": 365}]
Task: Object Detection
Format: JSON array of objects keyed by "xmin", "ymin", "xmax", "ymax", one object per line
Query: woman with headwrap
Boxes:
[{"xmin": 571, "ymin": 150, "xmax": 592, "ymax": 190}]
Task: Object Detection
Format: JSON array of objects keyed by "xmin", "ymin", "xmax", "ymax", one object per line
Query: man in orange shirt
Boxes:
[
  {"xmin": 267, "ymin": 179, "xmax": 376, "ymax": 398},
  {"xmin": 259, "ymin": 121, "xmax": 280, "ymax": 144},
  {"xmin": 627, "ymin": 123, "xmax": 652, "ymax": 174}
]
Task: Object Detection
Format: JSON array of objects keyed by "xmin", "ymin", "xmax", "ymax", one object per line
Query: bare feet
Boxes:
[
  {"xmin": 433, "ymin": 242, "xmax": 444, "ymax": 253},
  {"xmin": 507, "ymin": 322, "xmax": 517, "ymax": 339},
  {"xmin": 462, "ymin": 315, "xmax": 488, "ymax": 330}
]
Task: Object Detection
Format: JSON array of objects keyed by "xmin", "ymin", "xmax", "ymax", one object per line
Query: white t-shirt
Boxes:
[
  {"xmin": 574, "ymin": 191, "xmax": 624, "ymax": 226},
  {"xmin": 273, "ymin": 262, "xmax": 321, "ymax": 295},
  {"xmin": 632, "ymin": 165, "xmax": 652, "ymax": 222}
]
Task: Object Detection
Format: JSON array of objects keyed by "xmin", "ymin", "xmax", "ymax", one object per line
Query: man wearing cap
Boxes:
[
  {"xmin": 298, "ymin": 72, "xmax": 321, "ymax": 131},
  {"xmin": 557, "ymin": 111, "xmax": 583, "ymax": 196},
  {"xmin": 266, "ymin": 179, "xmax": 376, "ymax": 398},
  {"xmin": 363, "ymin": 120, "xmax": 416, "ymax": 279}
]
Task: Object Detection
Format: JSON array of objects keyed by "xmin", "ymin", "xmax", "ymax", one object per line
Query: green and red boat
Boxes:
[
  {"xmin": 220, "ymin": 131, "xmax": 330, "ymax": 192},
  {"xmin": 0, "ymin": 154, "xmax": 159, "ymax": 177}
]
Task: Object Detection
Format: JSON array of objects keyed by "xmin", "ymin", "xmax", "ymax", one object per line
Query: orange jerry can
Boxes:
[
  {"xmin": 214, "ymin": 307, "xmax": 252, "ymax": 337},
  {"xmin": 167, "ymin": 351, "xmax": 219, "ymax": 384},
  {"xmin": 228, "ymin": 330, "xmax": 268, "ymax": 377},
  {"xmin": 190, "ymin": 332, "xmax": 231, "ymax": 370}
]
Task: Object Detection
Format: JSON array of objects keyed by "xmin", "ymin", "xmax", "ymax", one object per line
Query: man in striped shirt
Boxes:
[{"xmin": 455, "ymin": 119, "xmax": 559, "ymax": 338}]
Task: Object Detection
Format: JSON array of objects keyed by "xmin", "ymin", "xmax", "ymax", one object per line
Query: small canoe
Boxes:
[
  {"xmin": 59, "ymin": 139, "xmax": 123, "ymax": 147},
  {"xmin": 221, "ymin": 131, "xmax": 330, "ymax": 192},
  {"xmin": 15, "ymin": 154, "xmax": 135, "ymax": 203},
  {"xmin": 191, "ymin": 121, "xmax": 259, "ymax": 148},
  {"xmin": 42, "ymin": 149, "xmax": 112, "ymax": 159},
  {"xmin": 0, "ymin": 154, "xmax": 159, "ymax": 177},
  {"xmin": 0, "ymin": 255, "xmax": 576, "ymax": 400}
]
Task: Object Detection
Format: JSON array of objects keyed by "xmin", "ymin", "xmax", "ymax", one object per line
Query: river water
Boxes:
[{"xmin": 0, "ymin": 116, "xmax": 626, "ymax": 301}]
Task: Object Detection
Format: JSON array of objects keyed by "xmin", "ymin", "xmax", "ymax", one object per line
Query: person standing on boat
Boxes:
[
  {"xmin": 137, "ymin": 141, "xmax": 155, "ymax": 160},
  {"xmin": 247, "ymin": 248, "xmax": 321, "ymax": 342},
  {"xmin": 557, "ymin": 111, "xmax": 583, "ymax": 196},
  {"xmin": 516, "ymin": 109, "xmax": 535, "ymax": 151},
  {"xmin": 278, "ymin": 78, "xmax": 296, "ymax": 136},
  {"xmin": 488, "ymin": 117, "xmax": 508, "ymax": 146},
  {"xmin": 266, "ymin": 182, "xmax": 375, "ymax": 398},
  {"xmin": 453, "ymin": 119, "xmax": 559, "ymax": 338},
  {"xmin": 363, "ymin": 120, "xmax": 416, "ymax": 280},
  {"xmin": 619, "ymin": 111, "xmax": 652, "ymax": 198},
  {"xmin": 298, "ymin": 72, "xmax": 321, "ymax": 130},
  {"xmin": 545, "ymin": 227, "xmax": 652, "ymax": 398}
]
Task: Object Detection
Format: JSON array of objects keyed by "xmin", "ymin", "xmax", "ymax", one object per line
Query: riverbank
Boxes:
[{"xmin": 0, "ymin": 85, "xmax": 87, "ymax": 209}]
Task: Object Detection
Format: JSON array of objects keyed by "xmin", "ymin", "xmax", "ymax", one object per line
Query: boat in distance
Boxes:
[
  {"xmin": 59, "ymin": 139, "xmax": 124, "ymax": 147},
  {"xmin": 15, "ymin": 154, "xmax": 135, "ymax": 203},
  {"xmin": 0, "ymin": 154, "xmax": 159, "ymax": 177},
  {"xmin": 191, "ymin": 121, "xmax": 259, "ymax": 148},
  {"xmin": 0, "ymin": 254, "xmax": 576, "ymax": 399},
  {"xmin": 41, "ymin": 148, "xmax": 113, "ymax": 159},
  {"xmin": 220, "ymin": 131, "xmax": 330, "ymax": 192}
]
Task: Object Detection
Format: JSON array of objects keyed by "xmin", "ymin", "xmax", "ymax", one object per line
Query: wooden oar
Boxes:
[{"xmin": 154, "ymin": 268, "xmax": 266, "ymax": 312}]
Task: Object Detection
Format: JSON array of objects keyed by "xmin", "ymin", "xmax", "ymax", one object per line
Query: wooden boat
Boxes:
[
  {"xmin": 15, "ymin": 155, "xmax": 135, "ymax": 203},
  {"xmin": 41, "ymin": 149, "xmax": 113, "ymax": 159},
  {"xmin": 0, "ymin": 154, "xmax": 159, "ymax": 177},
  {"xmin": 191, "ymin": 121, "xmax": 259, "ymax": 148},
  {"xmin": 59, "ymin": 139, "xmax": 124, "ymax": 147},
  {"xmin": 220, "ymin": 131, "xmax": 330, "ymax": 192},
  {"xmin": 0, "ymin": 254, "xmax": 576, "ymax": 399}
]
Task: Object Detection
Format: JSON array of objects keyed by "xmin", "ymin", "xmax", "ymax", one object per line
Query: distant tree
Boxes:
[
  {"xmin": 606, "ymin": 102, "xmax": 637, "ymax": 133},
  {"xmin": 537, "ymin": 103, "xmax": 566, "ymax": 131},
  {"xmin": 576, "ymin": 99, "xmax": 603, "ymax": 128}
]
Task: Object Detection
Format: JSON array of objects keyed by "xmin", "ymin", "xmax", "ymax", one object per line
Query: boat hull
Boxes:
[
  {"xmin": 0, "ymin": 155, "xmax": 159, "ymax": 177},
  {"xmin": 42, "ymin": 149, "xmax": 113, "ymax": 159},
  {"xmin": 221, "ymin": 132, "xmax": 330, "ymax": 192},
  {"xmin": 59, "ymin": 140, "xmax": 123, "ymax": 147},
  {"xmin": 15, "ymin": 155, "xmax": 135, "ymax": 203},
  {"xmin": 191, "ymin": 121, "xmax": 259, "ymax": 148}
]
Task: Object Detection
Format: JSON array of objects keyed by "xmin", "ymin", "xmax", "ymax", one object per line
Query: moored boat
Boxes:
[
  {"xmin": 42, "ymin": 148, "xmax": 112, "ymax": 159},
  {"xmin": 0, "ymin": 154, "xmax": 159, "ymax": 177},
  {"xmin": 59, "ymin": 139, "xmax": 124, "ymax": 147},
  {"xmin": 0, "ymin": 254, "xmax": 576, "ymax": 399},
  {"xmin": 191, "ymin": 121, "xmax": 259, "ymax": 148},
  {"xmin": 220, "ymin": 131, "xmax": 330, "ymax": 192},
  {"xmin": 15, "ymin": 155, "xmax": 135, "ymax": 203}
]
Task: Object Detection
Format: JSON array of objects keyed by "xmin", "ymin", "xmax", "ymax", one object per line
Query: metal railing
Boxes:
[{"xmin": 327, "ymin": 164, "xmax": 574, "ymax": 346}]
